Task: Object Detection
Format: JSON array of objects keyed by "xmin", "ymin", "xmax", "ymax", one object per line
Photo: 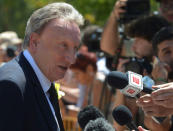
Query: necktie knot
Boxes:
[
  {"xmin": 48, "ymin": 83, "xmax": 58, "ymax": 107},
  {"xmin": 48, "ymin": 83, "xmax": 65, "ymax": 131},
  {"xmin": 48, "ymin": 83, "xmax": 56, "ymax": 97}
]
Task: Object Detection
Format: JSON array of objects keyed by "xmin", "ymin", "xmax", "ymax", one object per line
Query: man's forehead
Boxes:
[
  {"xmin": 159, "ymin": 39, "xmax": 173, "ymax": 50},
  {"xmin": 44, "ymin": 19, "xmax": 80, "ymax": 36},
  {"xmin": 48, "ymin": 19, "xmax": 78, "ymax": 28}
]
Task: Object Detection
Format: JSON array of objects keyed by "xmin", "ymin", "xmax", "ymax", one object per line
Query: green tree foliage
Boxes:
[
  {"xmin": 68, "ymin": 0, "xmax": 115, "ymax": 25},
  {"xmin": 0, "ymin": 0, "xmax": 158, "ymax": 38}
]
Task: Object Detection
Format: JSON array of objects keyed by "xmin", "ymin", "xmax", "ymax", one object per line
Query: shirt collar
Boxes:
[{"xmin": 23, "ymin": 49, "xmax": 51, "ymax": 93}]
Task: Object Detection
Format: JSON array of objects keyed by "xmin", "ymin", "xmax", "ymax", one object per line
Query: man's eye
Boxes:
[
  {"xmin": 62, "ymin": 43, "xmax": 67, "ymax": 48},
  {"xmin": 59, "ymin": 43, "xmax": 67, "ymax": 49}
]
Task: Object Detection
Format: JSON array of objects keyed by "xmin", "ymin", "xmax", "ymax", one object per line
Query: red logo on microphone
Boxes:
[
  {"xmin": 127, "ymin": 89, "xmax": 135, "ymax": 94},
  {"xmin": 133, "ymin": 76, "xmax": 139, "ymax": 85}
]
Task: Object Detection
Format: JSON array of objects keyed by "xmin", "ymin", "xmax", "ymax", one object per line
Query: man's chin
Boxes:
[{"xmin": 52, "ymin": 74, "xmax": 65, "ymax": 82}]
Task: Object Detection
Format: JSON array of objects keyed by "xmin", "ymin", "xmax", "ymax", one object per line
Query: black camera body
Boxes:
[
  {"xmin": 86, "ymin": 28, "xmax": 102, "ymax": 52},
  {"xmin": 119, "ymin": 0, "xmax": 150, "ymax": 24},
  {"xmin": 82, "ymin": 27, "xmax": 103, "ymax": 53},
  {"xmin": 106, "ymin": 56, "xmax": 152, "ymax": 74},
  {"xmin": 124, "ymin": 57, "xmax": 152, "ymax": 75}
]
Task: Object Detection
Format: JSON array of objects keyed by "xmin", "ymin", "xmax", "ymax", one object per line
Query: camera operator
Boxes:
[
  {"xmin": 100, "ymin": 0, "xmax": 126, "ymax": 56},
  {"xmin": 101, "ymin": 0, "xmax": 173, "ymax": 66},
  {"xmin": 101, "ymin": 0, "xmax": 151, "ymax": 57},
  {"xmin": 156, "ymin": 0, "xmax": 173, "ymax": 23},
  {"xmin": 137, "ymin": 26, "xmax": 173, "ymax": 131}
]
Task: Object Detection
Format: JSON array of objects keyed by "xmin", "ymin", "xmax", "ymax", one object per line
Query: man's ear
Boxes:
[{"xmin": 28, "ymin": 32, "xmax": 40, "ymax": 51}]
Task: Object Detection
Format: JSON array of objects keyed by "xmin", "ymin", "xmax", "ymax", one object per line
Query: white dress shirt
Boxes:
[{"xmin": 23, "ymin": 50, "xmax": 60, "ymax": 131}]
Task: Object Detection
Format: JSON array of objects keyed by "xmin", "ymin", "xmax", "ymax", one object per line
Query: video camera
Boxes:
[
  {"xmin": 119, "ymin": 0, "xmax": 150, "ymax": 24},
  {"xmin": 106, "ymin": 56, "xmax": 152, "ymax": 75},
  {"xmin": 124, "ymin": 57, "xmax": 152, "ymax": 75},
  {"xmin": 82, "ymin": 26, "xmax": 103, "ymax": 53}
]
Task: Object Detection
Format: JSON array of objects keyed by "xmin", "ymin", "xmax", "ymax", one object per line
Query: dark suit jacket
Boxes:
[{"xmin": 0, "ymin": 53, "xmax": 64, "ymax": 131}]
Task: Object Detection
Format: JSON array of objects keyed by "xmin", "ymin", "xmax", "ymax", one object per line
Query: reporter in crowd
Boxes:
[
  {"xmin": 152, "ymin": 26, "xmax": 173, "ymax": 83},
  {"xmin": 137, "ymin": 26, "xmax": 173, "ymax": 131},
  {"xmin": 0, "ymin": 2, "xmax": 84, "ymax": 131}
]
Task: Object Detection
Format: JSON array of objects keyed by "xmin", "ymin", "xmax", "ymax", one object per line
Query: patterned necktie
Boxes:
[{"xmin": 48, "ymin": 83, "xmax": 64, "ymax": 131}]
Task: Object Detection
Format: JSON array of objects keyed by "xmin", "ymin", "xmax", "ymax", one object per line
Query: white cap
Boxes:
[{"xmin": 0, "ymin": 31, "xmax": 22, "ymax": 46}]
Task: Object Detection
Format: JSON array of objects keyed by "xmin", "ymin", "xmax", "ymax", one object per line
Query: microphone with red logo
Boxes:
[
  {"xmin": 107, "ymin": 71, "xmax": 154, "ymax": 98},
  {"xmin": 107, "ymin": 71, "xmax": 165, "ymax": 124}
]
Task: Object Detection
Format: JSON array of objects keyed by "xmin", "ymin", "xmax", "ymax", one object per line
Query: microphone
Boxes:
[
  {"xmin": 107, "ymin": 71, "xmax": 155, "ymax": 97},
  {"xmin": 107, "ymin": 71, "xmax": 165, "ymax": 124},
  {"xmin": 77, "ymin": 105, "xmax": 104, "ymax": 129},
  {"xmin": 84, "ymin": 118, "xmax": 115, "ymax": 131},
  {"xmin": 112, "ymin": 105, "xmax": 138, "ymax": 131}
]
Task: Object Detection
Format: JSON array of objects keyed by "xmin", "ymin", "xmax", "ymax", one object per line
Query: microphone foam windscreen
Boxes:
[
  {"xmin": 77, "ymin": 105, "xmax": 104, "ymax": 129},
  {"xmin": 84, "ymin": 118, "xmax": 115, "ymax": 131},
  {"xmin": 107, "ymin": 71, "xmax": 128, "ymax": 89},
  {"xmin": 112, "ymin": 105, "xmax": 132, "ymax": 125}
]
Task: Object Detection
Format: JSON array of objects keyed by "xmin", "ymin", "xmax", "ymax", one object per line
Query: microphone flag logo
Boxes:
[{"xmin": 121, "ymin": 71, "xmax": 143, "ymax": 97}]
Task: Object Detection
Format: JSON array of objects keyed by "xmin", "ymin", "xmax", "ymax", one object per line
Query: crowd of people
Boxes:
[
  {"xmin": 0, "ymin": 0, "xmax": 173, "ymax": 131},
  {"xmin": 100, "ymin": 0, "xmax": 173, "ymax": 130}
]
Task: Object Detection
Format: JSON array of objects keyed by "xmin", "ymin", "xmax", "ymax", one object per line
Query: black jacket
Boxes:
[{"xmin": 0, "ymin": 53, "xmax": 64, "ymax": 131}]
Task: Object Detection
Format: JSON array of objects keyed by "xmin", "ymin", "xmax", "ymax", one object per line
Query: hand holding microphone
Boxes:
[
  {"xmin": 107, "ymin": 71, "xmax": 155, "ymax": 97},
  {"xmin": 137, "ymin": 82, "xmax": 173, "ymax": 117},
  {"xmin": 152, "ymin": 82, "xmax": 173, "ymax": 108},
  {"xmin": 107, "ymin": 71, "xmax": 167, "ymax": 123}
]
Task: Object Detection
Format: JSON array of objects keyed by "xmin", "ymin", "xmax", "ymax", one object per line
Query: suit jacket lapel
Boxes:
[{"xmin": 17, "ymin": 53, "xmax": 58, "ymax": 131}]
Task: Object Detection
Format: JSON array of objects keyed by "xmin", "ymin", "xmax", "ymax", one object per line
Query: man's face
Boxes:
[
  {"xmin": 131, "ymin": 37, "xmax": 153, "ymax": 58},
  {"xmin": 30, "ymin": 19, "xmax": 80, "ymax": 82},
  {"xmin": 160, "ymin": 0, "xmax": 173, "ymax": 23},
  {"xmin": 158, "ymin": 39, "xmax": 173, "ymax": 76}
]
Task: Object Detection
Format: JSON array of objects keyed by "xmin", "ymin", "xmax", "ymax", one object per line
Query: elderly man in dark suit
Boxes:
[{"xmin": 0, "ymin": 2, "xmax": 83, "ymax": 131}]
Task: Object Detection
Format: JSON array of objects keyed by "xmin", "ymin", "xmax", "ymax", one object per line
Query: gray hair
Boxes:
[{"xmin": 23, "ymin": 2, "xmax": 84, "ymax": 49}]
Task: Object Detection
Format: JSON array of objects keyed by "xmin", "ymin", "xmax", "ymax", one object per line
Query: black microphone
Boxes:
[
  {"xmin": 107, "ymin": 71, "xmax": 166, "ymax": 124},
  {"xmin": 112, "ymin": 105, "xmax": 138, "ymax": 131},
  {"xmin": 77, "ymin": 105, "xmax": 104, "ymax": 129},
  {"xmin": 84, "ymin": 118, "xmax": 115, "ymax": 131},
  {"xmin": 107, "ymin": 71, "xmax": 154, "ymax": 94}
]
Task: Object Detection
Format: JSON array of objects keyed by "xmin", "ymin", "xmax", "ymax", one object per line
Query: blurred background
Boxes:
[{"xmin": 0, "ymin": 0, "xmax": 158, "ymax": 38}]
